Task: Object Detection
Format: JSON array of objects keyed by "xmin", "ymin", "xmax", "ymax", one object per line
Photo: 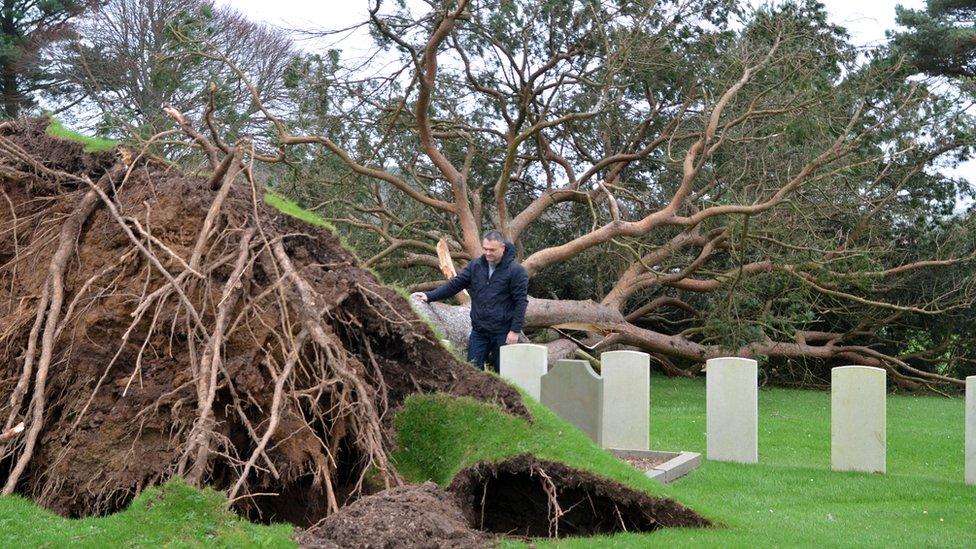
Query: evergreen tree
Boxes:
[
  {"xmin": 892, "ymin": 0, "xmax": 976, "ymax": 77},
  {"xmin": 0, "ymin": 0, "xmax": 96, "ymax": 117}
]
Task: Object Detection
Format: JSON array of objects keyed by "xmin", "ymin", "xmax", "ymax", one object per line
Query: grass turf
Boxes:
[
  {"xmin": 0, "ymin": 478, "xmax": 294, "ymax": 547},
  {"xmin": 45, "ymin": 119, "xmax": 117, "ymax": 153}
]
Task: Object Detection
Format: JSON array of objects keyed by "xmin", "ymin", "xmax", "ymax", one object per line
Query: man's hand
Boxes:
[
  {"xmin": 410, "ymin": 292, "xmax": 428, "ymax": 302},
  {"xmin": 505, "ymin": 331, "xmax": 519, "ymax": 345}
]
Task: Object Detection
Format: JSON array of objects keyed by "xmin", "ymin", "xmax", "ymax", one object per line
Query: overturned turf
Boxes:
[
  {"xmin": 449, "ymin": 454, "xmax": 709, "ymax": 538},
  {"xmin": 0, "ymin": 119, "xmax": 525, "ymax": 524},
  {"xmin": 299, "ymin": 454, "xmax": 710, "ymax": 547}
]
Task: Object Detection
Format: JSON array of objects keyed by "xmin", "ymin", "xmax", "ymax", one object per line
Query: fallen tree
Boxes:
[{"xmin": 252, "ymin": 0, "xmax": 976, "ymax": 389}]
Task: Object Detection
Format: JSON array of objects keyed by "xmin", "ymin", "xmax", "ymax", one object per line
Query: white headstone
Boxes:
[
  {"xmin": 706, "ymin": 357, "xmax": 758, "ymax": 463},
  {"xmin": 541, "ymin": 359, "xmax": 604, "ymax": 445},
  {"xmin": 499, "ymin": 344, "xmax": 548, "ymax": 401},
  {"xmin": 831, "ymin": 366, "xmax": 886, "ymax": 474},
  {"xmin": 601, "ymin": 351, "xmax": 650, "ymax": 451},
  {"xmin": 967, "ymin": 376, "xmax": 975, "ymax": 485}
]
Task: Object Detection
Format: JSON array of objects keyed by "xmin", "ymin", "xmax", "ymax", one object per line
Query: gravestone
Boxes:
[
  {"xmin": 601, "ymin": 350, "xmax": 650, "ymax": 451},
  {"xmin": 706, "ymin": 357, "xmax": 758, "ymax": 463},
  {"xmin": 967, "ymin": 376, "xmax": 975, "ymax": 485},
  {"xmin": 831, "ymin": 366, "xmax": 886, "ymax": 474},
  {"xmin": 499, "ymin": 344, "xmax": 548, "ymax": 401},
  {"xmin": 541, "ymin": 359, "xmax": 604, "ymax": 445}
]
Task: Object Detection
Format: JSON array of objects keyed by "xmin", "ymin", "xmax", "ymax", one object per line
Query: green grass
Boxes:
[
  {"xmin": 2, "ymin": 378, "xmax": 973, "ymax": 546},
  {"xmin": 0, "ymin": 478, "xmax": 294, "ymax": 547},
  {"xmin": 45, "ymin": 119, "xmax": 117, "ymax": 152},
  {"xmin": 394, "ymin": 391, "xmax": 666, "ymax": 496},
  {"xmin": 263, "ymin": 191, "xmax": 333, "ymax": 230},
  {"xmin": 395, "ymin": 377, "xmax": 976, "ymax": 547},
  {"xmin": 635, "ymin": 378, "xmax": 976, "ymax": 547}
]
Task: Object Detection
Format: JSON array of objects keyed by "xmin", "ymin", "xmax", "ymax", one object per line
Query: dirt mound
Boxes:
[
  {"xmin": 298, "ymin": 453, "xmax": 710, "ymax": 546},
  {"xmin": 449, "ymin": 454, "xmax": 709, "ymax": 538},
  {"xmin": 297, "ymin": 482, "xmax": 493, "ymax": 548},
  {"xmin": 0, "ymin": 119, "xmax": 526, "ymax": 524}
]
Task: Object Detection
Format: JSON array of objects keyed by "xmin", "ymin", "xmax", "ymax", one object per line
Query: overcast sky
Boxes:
[{"xmin": 216, "ymin": 0, "xmax": 926, "ymax": 50}]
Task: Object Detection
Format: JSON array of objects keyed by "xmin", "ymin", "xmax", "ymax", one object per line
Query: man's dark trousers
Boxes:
[{"xmin": 467, "ymin": 330, "xmax": 507, "ymax": 372}]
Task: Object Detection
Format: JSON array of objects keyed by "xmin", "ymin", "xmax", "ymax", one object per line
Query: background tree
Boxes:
[
  {"xmin": 892, "ymin": 0, "xmax": 976, "ymax": 78},
  {"xmin": 0, "ymin": 0, "xmax": 98, "ymax": 118},
  {"xmin": 46, "ymin": 0, "xmax": 297, "ymax": 146}
]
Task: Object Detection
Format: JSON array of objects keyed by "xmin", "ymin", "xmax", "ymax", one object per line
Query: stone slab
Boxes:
[
  {"xmin": 499, "ymin": 344, "xmax": 548, "ymax": 401},
  {"xmin": 706, "ymin": 357, "xmax": 758, "ymax": 463},
  {"xmin": 644, "ymin": 468, "xmax": 667, "ymax": 482},
  {"xmin": 541, "ymin": 359, "xmax": 604, "ymax": 445},
  {"xmin": 601, "ymin": 350, "xmax": 650, "ymax": 451},
  {"xmin": 658, "ymin": 452, "xmax": 703, "ymax": 482},
  {"xmin": 967, "ymin": 376, "xmax": 975, "ymax": 485},
  {"xmin": 831, "ymin": 366, "xmax": 886, "ymax": 474},
  {"xmin": 612, "ymin": 449, "xmax": 702, "ymax": 483}
]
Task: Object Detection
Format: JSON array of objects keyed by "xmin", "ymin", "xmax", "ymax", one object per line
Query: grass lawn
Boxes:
[
  {"xmin": 396, "ymin": 377, "xmax": 976, "ymax": 548},
  {"xmin": 0, "ymin": 479, "xmax": 294, "ymax": 548},
  {"xmin": 562, "ymin": 377, "xmax": 976, "ymax": 547},
  {"xmin": 2, "ymin": 377, "xmax": 972, "ymax": 546}
]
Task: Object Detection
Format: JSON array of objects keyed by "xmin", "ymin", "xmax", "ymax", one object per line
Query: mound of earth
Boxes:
[
  {"xmin": 299, "ymin": 454, "xmax": 709, "ymax": 546},
  {"xmin": 0, "ymin": 118, "xmax": 525, "ymax": 524},
  {"xmin": 297, "ymin": 482, "xmax": 492, "ymax": 548}
]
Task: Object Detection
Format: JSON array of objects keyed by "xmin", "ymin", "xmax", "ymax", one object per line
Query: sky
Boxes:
[{"xmin": 215, "ymin": 0, "xmax": 927, "ymax": 50}]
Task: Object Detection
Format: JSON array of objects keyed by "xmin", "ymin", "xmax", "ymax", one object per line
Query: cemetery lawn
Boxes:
[
  {"xmin": 552, "ymin": 377, "xmax": 975, "ymax": 547},
  {"xmin": 1, "ymin": 377, "xmax": 971, "ymax": 546},
  {"xmin": 397, "ymin": 377, "xmax": 976, "ymax": 548}
]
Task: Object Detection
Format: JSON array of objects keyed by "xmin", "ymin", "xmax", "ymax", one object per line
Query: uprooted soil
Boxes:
[
  {"xmin": 297, "ymin": 482, "xmax": 493, "ymax": 548},
  {"xmin": 0, "ymin": 119, "xmax": 525, "ymax": 524},
  {"xmin": 0, "ymin": 119, "xmax": 708, "ymax": 544}
]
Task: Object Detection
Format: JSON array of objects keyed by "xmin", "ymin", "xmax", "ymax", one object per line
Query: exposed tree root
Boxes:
[{"xmin": 0, "ymin": 119, "xmax": 526, "ymax": 522}]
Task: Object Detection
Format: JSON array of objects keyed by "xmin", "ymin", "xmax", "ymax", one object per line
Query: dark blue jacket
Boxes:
[{"xmin": 425, "ymin": 242, "xmax": 529, "ymax": 335}]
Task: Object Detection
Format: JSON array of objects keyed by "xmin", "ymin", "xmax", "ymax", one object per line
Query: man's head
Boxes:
[{"xmin": 482, "ymin": 230, "xmax": 506, "ymax": 265}]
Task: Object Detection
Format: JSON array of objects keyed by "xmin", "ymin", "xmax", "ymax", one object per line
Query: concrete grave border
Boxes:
[{"xmin": 612, "ymin": 449, "xmax": 702, "ymax": 484}]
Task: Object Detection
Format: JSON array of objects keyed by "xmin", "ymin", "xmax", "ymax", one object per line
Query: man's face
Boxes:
[{"xmin": 482, "ymin": 238, "xmax": 505, "ymax": 265}]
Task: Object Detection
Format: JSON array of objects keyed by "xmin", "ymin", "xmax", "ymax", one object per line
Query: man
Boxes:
[{"xmin": 412, "ymin": 230, "xmax": 529, "ymax": 372}]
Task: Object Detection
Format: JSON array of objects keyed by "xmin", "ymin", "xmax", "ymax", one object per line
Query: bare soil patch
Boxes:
[{"xmin": 621, "ymin": 453, "xmax": 671, "ymax": 471}]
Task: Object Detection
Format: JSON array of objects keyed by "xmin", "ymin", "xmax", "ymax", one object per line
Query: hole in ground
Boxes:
[
  {"xmin": 449, "ymin": 454, "xmax": 709, "ymax": 539},
  {"xmin": 240, "ymin": 436, "xmax": 369, "ymax": 528}
]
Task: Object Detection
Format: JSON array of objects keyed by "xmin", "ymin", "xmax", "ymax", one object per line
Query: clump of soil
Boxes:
[
  {"xmin": 297, "ymin": 482, "xmax": 493, "ymax": 548},
  {"xmin": 449, "ymin": 455, "xmax": 709, "ymax": 538},
  {"xmin": 0, "ymin": 118, "xmax": 525, "ymax": 524}
]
